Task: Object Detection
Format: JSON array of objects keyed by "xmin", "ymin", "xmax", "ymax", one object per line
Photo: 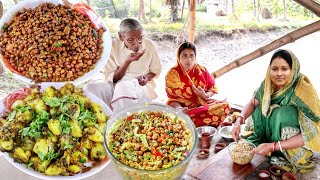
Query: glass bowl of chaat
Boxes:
[{"xmin": 104, "ymin": 103, "xmax": 198, "ymax": 180}]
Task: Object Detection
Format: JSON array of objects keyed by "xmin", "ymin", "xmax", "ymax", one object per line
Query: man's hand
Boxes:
[
  {"xmin": 137, "ymin": 75, "xmax": 148, "ymax": 86},
  {"xmin": 126, "ymin": 49, "xmax": 146, "ymax": 63},
  {"xmin": 191, "ymin": 85, "xmax": 209, "ymax": 100},
  {"xmin": 113, "ymin": 49, "xmax": 146, "ymax": 83}
]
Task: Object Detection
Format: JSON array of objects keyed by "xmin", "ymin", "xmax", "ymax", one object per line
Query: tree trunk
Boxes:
[
  {"xmin": 231, "ymin": 0, "xmax": 235, "ymax": 14},
  {"xmin": 138, "ymin": 0, "xmax": 146, "ymax": 21},
  {"xmin": 212, "ymin": 20, "xmax": 320, "ymax": 78},
  {"xmin": 0, "ymin": 1, "xmax": 3, "ymax": 74},
  {"xmin": 181, "ymin": 0, "xmax": 185, "ymax": 20},
  {"xmin": 283, "ymin": 0, "xmax": 287, "ymax": 20},
  {"xmin": 149, "ymin": 0, "xmax": 152, "ymax": 21},
  {"xmin": 170, "ymin": 0, "xmax": 179, "ymax": 22},
  {"xmin": 293, "ymin": 0, "xmax": 320, "ymax": 17},
  {"xmin": 188, "ymin": 0, "xmax": 196, "ymax": 43},
  {"xmin": 225, "ymin": 0, "xmax": 228, "ymax": 14},
  {"xmin": 253, "ymin": 0, "xmax": 256, "ymax": 17},
  {"xmin": 13, "ymin": 0, "xmax": 19, "ymax": 4},
  {"xmin": 110, "ymin": 0, "xmax": 119, "ymax": 18}
]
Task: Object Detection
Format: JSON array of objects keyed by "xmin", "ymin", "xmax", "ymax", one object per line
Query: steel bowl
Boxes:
[
  {"xmin": 218, "ymin": 126, "xmax": 234, "ymax": 142},
  {"xmin": 196, "ymin": 126, "xmax": 217, "ymax": 141}
]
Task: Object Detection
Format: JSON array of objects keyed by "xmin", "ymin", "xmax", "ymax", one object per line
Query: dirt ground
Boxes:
[
  {"xmin": 153, "ymin": 29, "xmax": 320, "ymax": 106},
  {"xmin": 1, "ymin": 29, "xmax": 320, "ymax": 107}
]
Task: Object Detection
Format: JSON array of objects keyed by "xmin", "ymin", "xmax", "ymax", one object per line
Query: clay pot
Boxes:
[
  {"xmin": 198, "ymin": 149, "xmax": 210, "ymax": 159},
  {"xmin": 199, "ymin": 132, "xmax": 211, "ymax": 149},
  {"xmin": 258, "ymin": 170, "xmax": 270, "ymax": 180},
  {"xmin": 282, "ymin": 172, "xmax": 296, "ymax": 180},
  {"xmin": 269, "ymin": 166, "xmax": 284, "ymax": 177},
  {"xmin": 220, "ymin": 121, "xmax": 233, "ymax": 127},
  {"xmin": 214, "ymin": 143, "xmax": 226, "ymax": 153}
]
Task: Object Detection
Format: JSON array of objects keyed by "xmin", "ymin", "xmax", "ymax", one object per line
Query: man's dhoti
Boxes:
[{"xmin": 85, "ymin": 79, "xmax": 154, "ymax": 113}]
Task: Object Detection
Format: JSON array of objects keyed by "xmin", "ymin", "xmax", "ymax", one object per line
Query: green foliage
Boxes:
[
  {"xmin": 144, "ymin": 20, "xmax": 184, "ymax": 33},
  {"xmin": 197, "ymin": 4, "xmax": 207, "ymax": 13},
  {"xmin": 263, "ymin": 0, "xmax": 316, "ymax": 19}
]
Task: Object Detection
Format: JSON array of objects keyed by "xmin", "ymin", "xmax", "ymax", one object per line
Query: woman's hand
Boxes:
[
  {"xmin": 253, "ymin": 143, "xmax": 273, "ymax": 157},
  {"xmin": 232, "ymin": 124, "xmax": 241, "ymax": 142},
  {"xmin": 191, "ymin": 85, "xmax": 209, "ymax": 100},
  {"xmin": 177, "ymin": 107, "xmax": 189, "ymax": 114}
]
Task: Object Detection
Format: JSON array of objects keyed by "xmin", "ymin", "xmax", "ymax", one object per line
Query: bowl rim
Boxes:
[
  {"xmin": 281, "ymin": 172, "xmax": 296, "ymax": 179},
  {"xmin": 196, "ymin": 126, "xmax": 217, "ymax": 138},
  {"xmin": 227, "ymin": 141, "xmax": 256, "ymax": 149},
  {"xmin": 103, "ymin": 102, "xmax": 198, "ymax": 173},
  {"xmin": 269, "ymin": 165, "xmax": 285, "ymax": 175},
  {"xmin": 0, "ymin": 0, "xmax": 112, "ymax": 85},
  {"xmin": 258, "ymin": 169, "xmax": 271, "ymax": 177}
]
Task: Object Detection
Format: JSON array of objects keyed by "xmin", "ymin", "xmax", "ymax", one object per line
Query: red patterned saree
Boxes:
[{"xmin": 165, "ymin": 63, "xmax": 230, "ymax": 127}]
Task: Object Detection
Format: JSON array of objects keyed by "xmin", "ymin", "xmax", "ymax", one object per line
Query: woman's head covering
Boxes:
[
  {"xmin": 262, "ymin": 49, "xmax": 300, "ymax": 116},
  {"xmin": 175, "ymin": 42, "xmax": 198, "ymax": 86},
  {"xmin": 260, "ymin": 49, "xmax": 320, "ymax": 152}
]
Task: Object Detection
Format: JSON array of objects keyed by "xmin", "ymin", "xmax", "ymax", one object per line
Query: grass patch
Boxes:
[{"xmin": 104, "ymin": 13, "xmax": 318, "ymax": 37}]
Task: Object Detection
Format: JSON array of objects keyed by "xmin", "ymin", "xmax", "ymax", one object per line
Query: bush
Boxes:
[{"xmin": 197, "ymin": 4, "xmax": 207, "ymax": 13}]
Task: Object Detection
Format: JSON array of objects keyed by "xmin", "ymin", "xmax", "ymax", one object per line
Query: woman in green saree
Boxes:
[{"xmin": 232, "ymin": 49, "xmax": 320, "ymax": 173}]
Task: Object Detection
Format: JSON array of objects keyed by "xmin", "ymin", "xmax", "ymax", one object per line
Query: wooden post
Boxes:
[
  {"xmin": 138, "ymin": 0, "xmax": 146, "ymax": 21},
  {"xmin": 212, "ymin": 20, "xmax": 320, "ymax": 78},
  {"xmin": 188, "ymin": 0, "xmax": 196, "ymax": 43}
]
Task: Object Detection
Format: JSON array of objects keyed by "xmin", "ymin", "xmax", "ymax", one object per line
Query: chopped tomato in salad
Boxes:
[{"xmin": 107, "ymin": 111, "xmax": 193, "ymax": 170}]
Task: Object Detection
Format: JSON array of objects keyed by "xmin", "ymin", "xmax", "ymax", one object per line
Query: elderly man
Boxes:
[{"xmin": 85, "ymin": 18, "xmax": 162, "ymax": 112}]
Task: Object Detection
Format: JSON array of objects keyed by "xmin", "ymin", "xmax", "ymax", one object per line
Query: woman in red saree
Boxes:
[{"xmin": 165, "ymin": 42, "xmax": 230, "ymax": 127}]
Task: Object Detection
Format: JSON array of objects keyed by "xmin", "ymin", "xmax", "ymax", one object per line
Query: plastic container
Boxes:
[{"xmin": 104, "ymin": 103, "xmax": 198, "ymax": 180}]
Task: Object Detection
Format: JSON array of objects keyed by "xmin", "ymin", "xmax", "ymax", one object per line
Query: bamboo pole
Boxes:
[
  {"xmin": 188, "ymin": 0, "xmax": 196, "ymax": 43},
  {"xmin": 212, "ymin": 20, "xmax": 320, "ymax": 78},
  {"xmin": 212, "ymin": 0, "xmax": 320, "ymax": 78}
]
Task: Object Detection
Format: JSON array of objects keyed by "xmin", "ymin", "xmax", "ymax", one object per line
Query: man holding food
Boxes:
[{"xmin": 85, "ymin": 18, "xmax": 162, "ymax": 112}]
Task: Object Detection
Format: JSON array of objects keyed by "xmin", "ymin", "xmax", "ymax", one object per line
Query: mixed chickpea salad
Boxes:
[
  {"xmin": 106, "ymin": 111, "xmax": 193, "ymax": 171},
  {"xmin": 0, "ymin": 83, "xmax": 109, "ymax": 176},
  {"xmin": 230, "ymin": 141, "xmax": 255, "ymax": 165}
]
